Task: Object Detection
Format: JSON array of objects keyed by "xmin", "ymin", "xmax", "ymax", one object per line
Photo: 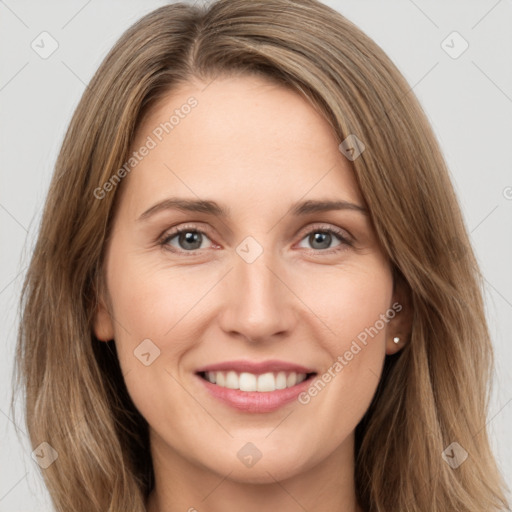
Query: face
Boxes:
[{"xmin": 94, "ymin": 74, "xmax": 406, "ymax": 485}]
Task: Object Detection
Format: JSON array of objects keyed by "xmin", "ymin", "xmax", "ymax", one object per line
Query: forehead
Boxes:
[{"xmin": 120, "ymin": 74, "xmax": 364, "ymax": 217}]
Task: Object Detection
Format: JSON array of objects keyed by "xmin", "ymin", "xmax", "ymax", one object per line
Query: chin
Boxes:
[
  {"xmin": 221, "ymin": 464, "xmax": 303, "ymax": 485},
  {"xmin": 206, "ymin": 449, "xmax": 311, "ymax": 484}
]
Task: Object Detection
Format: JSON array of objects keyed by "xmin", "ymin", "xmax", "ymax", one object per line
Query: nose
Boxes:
[{"xmin": 218, "ymin": 245, "xmax": 297, "ymax": 344}]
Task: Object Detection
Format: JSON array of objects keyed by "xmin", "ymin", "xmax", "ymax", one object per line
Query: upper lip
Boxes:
[{"xmin": 196, "ymin": 359, "xmax": 317, "ymax": 375}]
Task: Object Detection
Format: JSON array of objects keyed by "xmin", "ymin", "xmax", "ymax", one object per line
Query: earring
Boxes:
[{"xmin": 393, "ymin": 336, "xmax": 400, "ymax": 344}]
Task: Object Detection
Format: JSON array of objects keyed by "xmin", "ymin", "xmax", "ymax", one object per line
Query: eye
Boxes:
[
  {"xmin": 159, "ymin": 224, "xmax": 353, "ymax": 255},
  {"xmin": 296, "ymin": 225, "xmax": 352, "ymax": 254},
  {"xmin": 159, "ymin": 226, "xmax": 215, "ymax": 253}
]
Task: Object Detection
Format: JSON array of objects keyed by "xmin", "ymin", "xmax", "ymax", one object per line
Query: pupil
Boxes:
[
  {"xmin": 181, "ymin": 231, "xmax": 201, "ymax": 250},
  {"xmin": 311, "ymin": 232, "xmax": 330, "ymax": 249}
]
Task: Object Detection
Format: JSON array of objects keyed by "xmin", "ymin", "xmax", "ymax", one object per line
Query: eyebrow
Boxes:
[{"xmin": 137, "ymin": 197, "xmax": 368, "ymax": 221}]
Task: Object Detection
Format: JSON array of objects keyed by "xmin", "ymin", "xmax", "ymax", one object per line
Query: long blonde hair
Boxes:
[{"xmin": 14, "ymin": 0, "xmax": 510, "ymax": 510}]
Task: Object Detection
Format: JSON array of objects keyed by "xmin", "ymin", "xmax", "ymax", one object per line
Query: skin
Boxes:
[{"xmin": 94, "ymin": 74, "xmax": 411, "ymax": 512}]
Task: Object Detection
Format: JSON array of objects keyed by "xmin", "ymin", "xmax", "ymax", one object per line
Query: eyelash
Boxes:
[{"xmin": 158, "ymin": 223, "xmax": 353, "ymax": 256}]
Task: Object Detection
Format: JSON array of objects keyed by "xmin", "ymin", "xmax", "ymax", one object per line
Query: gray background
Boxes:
[{"xmin": 1, "ymin": 0, "xmax": 511, "ymax": 510}]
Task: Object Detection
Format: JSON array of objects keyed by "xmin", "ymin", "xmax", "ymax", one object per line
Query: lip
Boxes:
[
  {"xmin": 196, "ymin": 372, "xmax": 317, "ymax": 413},
  {"xmin": 195, "ymin": 359, "xmax": 316, "ymax": 375}
]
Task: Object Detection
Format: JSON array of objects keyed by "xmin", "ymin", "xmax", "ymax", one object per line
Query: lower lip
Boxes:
[{"xmin": 196, "ymin": 373, "xmax": 316, "ymax": 413}]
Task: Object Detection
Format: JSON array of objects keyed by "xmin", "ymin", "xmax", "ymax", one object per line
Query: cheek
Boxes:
[
  {"xmin": 296, "ymin": 259, "xmax": 393, "ymax": 349},
  {"xmin": 296, "ymin": 260, "xmax": 392, "ymax": 419},
  {"xmin": 105, "ymin": 256, "xmax": 198, "ymax": 430},
  {"xmin": 104, "ymin": 244, "xmax": 218, "ymax": 413},
  {"xmin": 107, "ymin": 244, "xmax": 195, "ymax": 338}
]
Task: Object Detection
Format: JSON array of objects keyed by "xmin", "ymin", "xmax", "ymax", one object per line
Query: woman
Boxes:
[{"xmin": 14, "ymin": 0, "xmax": 511, "ymax": 510}]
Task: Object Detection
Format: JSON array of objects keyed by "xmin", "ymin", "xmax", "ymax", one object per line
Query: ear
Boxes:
[
  {"xmin": 385, "ymin": 271, "xmax": 413, "ymax": 355},
  {"xmin": 93, "ymin": 285, "xmax": 115, "ymax": 342}
]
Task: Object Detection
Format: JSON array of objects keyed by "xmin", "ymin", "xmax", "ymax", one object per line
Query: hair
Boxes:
[{"xmin": 13, "ymin": 0, "xmax": 510, "ymax": 511}]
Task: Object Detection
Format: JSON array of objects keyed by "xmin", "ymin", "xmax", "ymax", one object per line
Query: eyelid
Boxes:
[
  {"xmin": 295, "ymin": 222, "xmax": 353, "ymax": 244},
  {"xmin": 158, "ymin": 222, "xmax": 215, "ymax": 250}
]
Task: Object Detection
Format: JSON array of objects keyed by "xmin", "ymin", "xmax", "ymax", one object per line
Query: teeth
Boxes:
[
  {"xmin": 276, "ymin": 371, "xmax": 287, "ymax": 389},
  {"xmin": 257, "ymin": 372, "xmax": 275, "ymax": 392},
  {"xmin": 287, "ymin": 372, "xmax": 297, "ymax": 387},
  {"xmin": 202, "ymin": 371, "xmax": 309, "ymax": 392},
  {"xmin": 240, "ymin": 372, "xmax": 257, "ymax": 391},
  {"xmin": 216, "ymin": 371, "xmax": 225, "ymax": 387},
  {"xmin": 225, "ymin": 371, "xmax": 238, "ymax": 389}
]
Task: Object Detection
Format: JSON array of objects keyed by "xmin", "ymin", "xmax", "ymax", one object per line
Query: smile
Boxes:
[
  {"xmin": 198, "ymin": 370, "xmax": 313, "ymax": 392},
  {"xmin": 195, "ymin": 370, "xmax": 317, "ymax": 413}
]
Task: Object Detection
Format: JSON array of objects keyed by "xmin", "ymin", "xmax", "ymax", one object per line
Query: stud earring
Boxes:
[{"xmin": 393, "ymin": 336, "xmax": 400, "ymax": 344}]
